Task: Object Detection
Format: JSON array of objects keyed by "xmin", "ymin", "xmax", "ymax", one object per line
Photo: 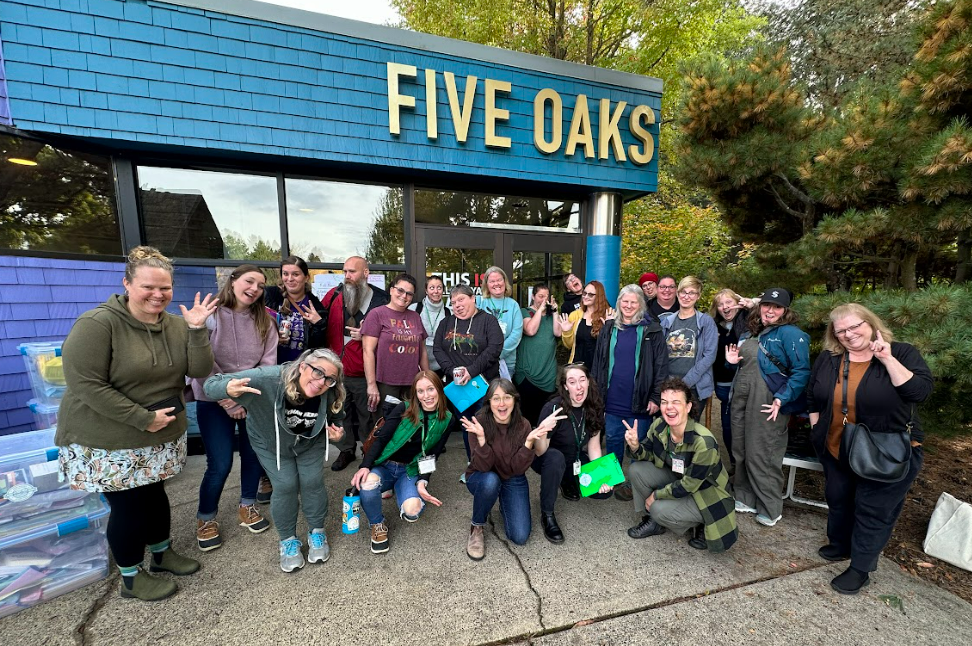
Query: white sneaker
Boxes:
[
  {"xmin": 734, "ymin": 500, "xmax": 757, "ymax": 514},
  {"xmin": 279, "ymin": 536, "xmax": 305, "ymax": 572},
  {"xmin": 756, "ymin": 513, "xmax": 782, "ymax": 527},
  {"xmin": 307, "ymin": 528, "xmax": 330, "ymax": 563}
]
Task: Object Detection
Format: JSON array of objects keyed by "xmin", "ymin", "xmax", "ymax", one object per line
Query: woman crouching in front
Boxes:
[
  {"xmin": 350, "ymin": 371, "xmax": 452, "ymax": 554},
  {"xmin": 625, "ymin": 377, "xmax": 737, "ymax": 552},
  {"xmin": 204, "ymin": 348, "xmax": 345, "ymax": 573},
  {"xmin": 460, "ymin": 379, "xmax": 567, "ymax": 560}
]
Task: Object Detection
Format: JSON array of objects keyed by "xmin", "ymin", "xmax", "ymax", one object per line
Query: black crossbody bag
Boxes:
[{"xmin": 838, "ymin": 353, "xmax": 913, "ymax": 483}]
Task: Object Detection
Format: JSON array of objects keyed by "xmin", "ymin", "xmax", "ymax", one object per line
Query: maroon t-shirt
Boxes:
[{"xmin": 361, "ymin": 306, "xmax": 427, "ymax": 386}]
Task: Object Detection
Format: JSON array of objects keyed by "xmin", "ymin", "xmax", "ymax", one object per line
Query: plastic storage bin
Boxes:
[
  {"xmin": 0, "ymin": 499, "xmax": 109, "ymax": 618},
  {"xmin": 18, "ymin": 343, "xmax": 66, "ymax": 406},
  {"xmin": 26, "ymin": 401, "xmax": 58, "ymax": 431}
]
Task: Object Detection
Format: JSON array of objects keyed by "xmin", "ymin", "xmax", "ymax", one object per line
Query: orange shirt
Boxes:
[{"xmin": 827, "ymin": 360, "xmax": 870, "ymax": 458}]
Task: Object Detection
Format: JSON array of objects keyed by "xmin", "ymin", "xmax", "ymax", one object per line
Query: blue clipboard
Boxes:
[{"xmin": 443, "ymin": 375, "xmax": 488, "ymax": 413}]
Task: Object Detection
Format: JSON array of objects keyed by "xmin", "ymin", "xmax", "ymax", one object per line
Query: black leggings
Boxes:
[{"xmin": 102, "ymin": 481, "xmax": 171, "ymax": 568}]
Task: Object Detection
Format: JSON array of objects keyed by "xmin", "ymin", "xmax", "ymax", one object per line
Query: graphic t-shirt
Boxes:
[
  {"xmin": 286, "ymin": 396, "xmax": 321, "ymax": 435},
  {"xmin": 666, "ymin": 314, "xmax": 699, "ymax": 380},
  {"xmin": 361, "ymin": 306, "xmax": 427, "ymax": 386}
]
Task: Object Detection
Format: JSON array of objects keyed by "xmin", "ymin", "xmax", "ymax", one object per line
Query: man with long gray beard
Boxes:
[{"xmin": 322, "ymin": 256, "xmax": 390, "ymax": 471}]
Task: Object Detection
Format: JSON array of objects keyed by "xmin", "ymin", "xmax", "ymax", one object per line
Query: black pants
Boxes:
[
  {"xmin": 821, "ymin": 447, "xmax": 922, "ymax": 572},
  {"xmin": 102, "ymin": 481, "xmax": 171, "ymax": 568},
  {"xmin": 515, "ymin": 377, "xmax": 555, "ymax": 427},
  {"xmin": 557, "ymin": 445, "xmax": 613, "ymax": 501},
  {"xmin": 530, "ymin": 448, "xmax": 566, "ymax": 514}
]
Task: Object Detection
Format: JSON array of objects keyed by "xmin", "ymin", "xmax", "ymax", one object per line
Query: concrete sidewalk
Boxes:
[{"xmin": 2, "ymin": 436, "xmax": 970, "ymax": 645}]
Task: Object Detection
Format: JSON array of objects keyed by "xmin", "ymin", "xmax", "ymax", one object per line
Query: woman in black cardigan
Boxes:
[{"xmin": 807, "ymin": 303, "xmax": 933, "ymax": 595}]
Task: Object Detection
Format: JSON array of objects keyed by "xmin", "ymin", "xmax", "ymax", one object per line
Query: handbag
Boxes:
[
  {"xmin": 838, "ymin": 354, "xmax": 912, "ymax": 483},
  {"xmin": 923, "ymin": 492, "xmax": 972, "ymax": 573}
]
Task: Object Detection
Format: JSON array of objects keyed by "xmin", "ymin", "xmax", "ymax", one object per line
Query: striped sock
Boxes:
[
  {"xmin": 119, "ymin": 564, "xmax": 139, "ymax": 588},
  {"xmin": 147, "ymin": 539, "xmax": 171, "ymax": 554}
]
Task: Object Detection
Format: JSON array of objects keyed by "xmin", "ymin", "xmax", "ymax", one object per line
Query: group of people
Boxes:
[{"xmin": 52, "ymin": 247, "xmax": 933, "ymax": 602}]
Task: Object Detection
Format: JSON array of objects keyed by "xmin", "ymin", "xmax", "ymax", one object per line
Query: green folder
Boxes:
[{"xmin": 579, "ymin": 452, "xmax": 626, "ymax": 497}]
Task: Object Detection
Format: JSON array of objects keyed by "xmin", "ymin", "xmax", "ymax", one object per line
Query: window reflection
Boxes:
[
  {"xmin": 138, "ymin": 167, "xmax": 280, "ymax": 260},
  {"xmin": 415, "ymin": 189, "xmax": 580, "ymax": 232},
  {"xmin": 285, "ymin": 179, "xmax": 404, "ymax": 265},
  {"xmin": 0, "ymin": 134, "xmax": 120, "ymax": 255}
]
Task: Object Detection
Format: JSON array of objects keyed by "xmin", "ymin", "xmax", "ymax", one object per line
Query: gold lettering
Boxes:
[
  {"xmin": 533, "ymin": 88, "xmax": 562, "ymax": 154},
  {"xmin": 628, "ymin": 105, "xmax": 655, "ymax": 165},
  {"xmin": 485, "ymin": 79, "xmax": 512, "ymax": 148},
  {"xmin": 565, "ymin": 95, "xmax": 595, "ymax": 159},
  {"xmin": 444, "ymin": 72, "xmax": 478, "ymax": 143},
  {"xmin": 425, "ymin": 68, "xmax": 438, "ymax": 140},
  {"xmin": 387, "ymin": 62, "xmax": 417, "ymax": 136},
  {"xmin": 599, "ymin": 98, "xmax": 627, "ymax": 161}
]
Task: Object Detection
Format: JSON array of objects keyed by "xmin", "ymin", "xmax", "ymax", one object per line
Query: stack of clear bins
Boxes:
[
  {"xmin": 0, "ymin": 429, "xmax": 109, "ymax": 618},
  {"xmin": 18, "ymin": 342, "xmax": 67, "ymax": 408}
]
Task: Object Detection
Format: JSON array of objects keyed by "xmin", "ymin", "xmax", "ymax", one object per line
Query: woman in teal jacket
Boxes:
[
  {"xmin": 204, "ymin": 348, "xmax": 345, "ymax": 573},
  {"xmin": 726, "ymin": 288, "xmax": 810, "ymax": 527}
]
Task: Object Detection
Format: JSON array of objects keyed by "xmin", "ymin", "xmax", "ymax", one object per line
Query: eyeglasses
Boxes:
[
  {"xmin": 834, "ymin": 320, "xmax": 867, "ymax": 337},
  {"xmin": 582, "ymin": 291, "xmax": 597, "ymax": 297},
  {"xmin": 392, "ymin": 285, "xmax": 415, "ymax": 298},
  {"xmin": 490, "ymin": 394, "xmax": 515, "ymax": 404},
  {"xmin": 679, "ymin": 290, "xmax": 699, "ymax": 297},
  {"xmin": 303, "ymin": 363, "xmax": 338, "ymax": 387},
  {"xmin": 659, "ymin": 285, "xmax": 676, "ymax": 290}
]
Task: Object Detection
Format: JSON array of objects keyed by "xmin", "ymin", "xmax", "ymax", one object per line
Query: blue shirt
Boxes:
[{"xmin": 605, "ymin": 325, "xmax": 639, "ymax": 416}]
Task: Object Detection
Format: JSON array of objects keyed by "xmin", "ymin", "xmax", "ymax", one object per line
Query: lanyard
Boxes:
[
  {"xmin": 422, "ymin": 302, "xmax": 444, "ymax": 334},
  {"xmin": 420, "ymin": 411, "xmax": 429, "ymax": 458},
  {"xmin": 568, "ymin": 408, "xmax": 586, "ymax": 452},
  {"xmin": 484, "ymin": 297, "xmax": 508, "ymax": 318}
]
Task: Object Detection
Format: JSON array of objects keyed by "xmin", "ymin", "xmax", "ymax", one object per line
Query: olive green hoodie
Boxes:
[{"xmin": 55, "ymin": 294, "xmax": 214, "ymax": 451}]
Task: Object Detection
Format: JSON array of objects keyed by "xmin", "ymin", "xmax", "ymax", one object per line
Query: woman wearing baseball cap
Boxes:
[{"xmin": 725, "ymin": 288, "xmax": 810, "ymax": 527}]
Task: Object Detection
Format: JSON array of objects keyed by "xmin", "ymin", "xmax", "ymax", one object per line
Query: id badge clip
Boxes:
[
  {"xmin": 573, "ymin": 460, "xmax": 582, "ymax": 476},
  {"xmin": 672, "ymin": 458, "xmax": 685, "ymax": 475},
  {"xmin": 418, "ymin": 455, "xmax": 436, "ymax": 474}
]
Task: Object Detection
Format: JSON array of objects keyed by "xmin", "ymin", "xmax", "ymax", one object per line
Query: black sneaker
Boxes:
[
  {"xmin": 688, "ymin": 524, "xmax": 707, "ymax": 550},
  {"xmin": 831, "ymin": 566, "xmax": 870, "ymax": 595},
  {"xmin": 331, "ymin": 449, "xmax": 357, "ymax": 472},
  {"xmin": 627, "ymin": 515, "xmax": 666, "ymax": 539},
  {"xmin": 560, "ymin": 483, "xmax": 581, "ymax": 502},
  {"xmin": 818, "ymin": 544, "xmax": 850, "ymax": 562}
]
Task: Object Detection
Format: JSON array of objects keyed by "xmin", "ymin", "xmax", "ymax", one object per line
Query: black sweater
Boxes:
[
  {"xmin": 432, "ymin": 311, "xmax": 504, "ymax": 381},
  {"xmin": 807, "ymin": 342, "xmax": 933, "ymax": 453}
]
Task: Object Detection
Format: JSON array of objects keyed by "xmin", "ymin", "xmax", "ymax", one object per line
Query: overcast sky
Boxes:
[{"xmin": 256, "ymin": 0, "xmax": 400, "ymax": 26}]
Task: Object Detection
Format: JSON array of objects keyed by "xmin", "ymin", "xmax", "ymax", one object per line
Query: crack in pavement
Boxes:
[
  {"xmin": 74, "ymin": 571, "xmax": 118, "ymax": 646},
  {"xmin": 472, "ymin": 560, "xmax": 834, "ymax": 646},
  {"xmin": 487, "ymin": 518, "xmax": 546, "ymax": 636}
]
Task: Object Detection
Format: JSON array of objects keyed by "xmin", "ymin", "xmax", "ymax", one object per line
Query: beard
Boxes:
[{"xmin": 343, "ymin": 277, "xmax": 369, "ymax": 313}]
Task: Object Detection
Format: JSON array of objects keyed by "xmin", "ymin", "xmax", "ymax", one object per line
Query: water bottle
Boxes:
[{"xmin": 342, "ymin": 487, "xmax": 361, "ymax": 534}]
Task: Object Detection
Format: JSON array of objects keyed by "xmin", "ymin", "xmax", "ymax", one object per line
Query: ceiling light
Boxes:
[{"xmin": 7, "ymin": 158, "xmax": 38, "ymax": 166}]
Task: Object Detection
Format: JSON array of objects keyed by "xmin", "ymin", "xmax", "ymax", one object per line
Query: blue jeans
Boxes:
[
  {"xmin": 466, "ymin": 471, "xmax": 531, "ymax": 545},
  {"xmin": 196, "ymin": 400, "xmax": 263, "ymax": 520},
  {"xmin": 715, "ymin": 383, "xmax": 734, "ymax": 463},
  {"xmin": 359, "ymin": 461, "xmax": 425, "ymax": 525},
  {"xmin": 605, "ymin": 413, "xmax": 649, "ymax": 470}
]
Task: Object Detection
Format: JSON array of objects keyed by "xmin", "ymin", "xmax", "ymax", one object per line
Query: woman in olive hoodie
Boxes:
[{"xmin": 56, "ymin": 247, "xmax": 216, "ymax": 602}]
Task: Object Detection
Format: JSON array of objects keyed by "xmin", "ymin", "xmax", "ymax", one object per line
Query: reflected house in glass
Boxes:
[
  {"xmin": 139, "ymin": 189, "xmax": 226, "ymax": 260},
  {"xmin": 0, "ymin": 0, "xmax": 662, "ymax": 434}
]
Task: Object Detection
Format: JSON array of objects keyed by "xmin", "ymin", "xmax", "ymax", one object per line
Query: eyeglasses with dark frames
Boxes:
[{"xmin": 303, "ymin": 363, "xmax": 338, "ymax": 387}]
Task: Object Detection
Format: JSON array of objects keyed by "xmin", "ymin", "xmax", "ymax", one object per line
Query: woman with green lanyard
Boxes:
[
  {"xmin": 350, "ymin": 371, "xmax": 452, "ymax": 553},
  {"xmin": 409, "ymin": 275, "xmax": 450, "ymax": 379},
  {"xmin": 479, "ymin": 266, "xmax": 524, "ymax": 379},
  {"xmin": 515, "ymin": 283, "xmax": 563, "ymax": 425}
]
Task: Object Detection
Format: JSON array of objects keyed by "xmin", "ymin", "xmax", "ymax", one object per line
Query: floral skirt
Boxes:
[{"xmin": 59, "ymin": 435, "xmax": 188, "ymax": 493}]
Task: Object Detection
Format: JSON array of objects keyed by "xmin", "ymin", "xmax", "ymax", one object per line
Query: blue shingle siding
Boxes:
[
  {"xmin": 0, "ymin": 256, "xmax": 223, "ymax": 435},
  {"xmin": 2, "ymin": 0, "xmax": 660, "ymax": 195}
]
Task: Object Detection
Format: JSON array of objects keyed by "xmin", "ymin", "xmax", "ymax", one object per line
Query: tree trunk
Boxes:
[
  {"xmin": 900, "ymin": 249, "xmax": 918, "ymax": 291},
  {"xmin": 956, "ymin": 230, "xmax": 971, "ymax": 284}
]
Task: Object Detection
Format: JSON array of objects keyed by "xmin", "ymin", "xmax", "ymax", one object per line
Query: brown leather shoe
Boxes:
[
  {"xmin": 196, "ymin": 519, "xmax": 222, "ymax": 552},
  {"xmin": 466, "ymin": 525, "xmax": 485, "ymax": 561}
]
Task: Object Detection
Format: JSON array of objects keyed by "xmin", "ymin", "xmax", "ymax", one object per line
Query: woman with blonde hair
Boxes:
[
  {"xmin": 708, "ymin": 289, "xmax": 751, "ymax": 464},
  {"xmin": 807, "ymin": 303, "xmax": 932, "ymax": 594},
  {"xmin": 658, "ymin": 276, "xmax": 717, "ymax": 421},
  {"xmin": 559, "ymin": 280, "xmax": 615, "ymax": 368},
  {"xmin": 56, "ymin": 246, "xmax": 216, "ymax": 601},
  {"xmin": 205, "ymin": 348, "xmax": 345, "ymax": 573},
  {"xmin": 479, "ymin": 266, "xmax": 524, "ymax": 377}
]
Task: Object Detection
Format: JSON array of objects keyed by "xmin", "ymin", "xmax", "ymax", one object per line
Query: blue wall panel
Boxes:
[{"xmin": 1, "ymin": 0, "xmax": 660, "ymax": 195}]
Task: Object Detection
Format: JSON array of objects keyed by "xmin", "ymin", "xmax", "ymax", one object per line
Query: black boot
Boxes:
[
  {"xmin": 818, "ymin": 544, "xmax": 850, "ymax": 562},
  {"xmin": 831, "ymin": 566, "xmax": 870, "ymax": 595},
  {"xmin": 627, "ymin": 515, "xmax": 666, "ymax": 539},
  {"xmin": 560, "ymin": 482, "xmax": 580, "ymax": 502},
  {"xmin": 331, "ymin": 449, "xmax": 356, "ymax": 472},
  {"xmin": 688, "ymin": 524, "xmax": 707, "ymax": 550},
  {"xmin": 541, "ymin": 512, "xmax": 564, "ymax": 544}
]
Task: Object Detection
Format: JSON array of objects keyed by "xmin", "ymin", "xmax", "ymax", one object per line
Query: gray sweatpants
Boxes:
[
  {"xmin": 629, "ymin": 460, "xmax": 703, "ymax": 536},
  {"xmin": 249, "ymin": 433, "xmax": 330, "ymax": 540}
]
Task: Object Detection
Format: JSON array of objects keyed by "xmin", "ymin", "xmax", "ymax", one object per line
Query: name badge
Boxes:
[
  {"xmin": 672, "ymin": 458, "xmax": 685, "ymax": 475},
  {"xmin": 498, "ymin": 320, "xmax": 508, "ymax": 335},
  {"xmin": 425, "ymin": 336, "xmax": 434, "ymax": 347},
  {"xmin": 573, "ymin": 460, "xmax": 582, "ymax": 476},
  {"xmin": 418, "ymin": 455, "xmax": 436, "ymax": 474}
]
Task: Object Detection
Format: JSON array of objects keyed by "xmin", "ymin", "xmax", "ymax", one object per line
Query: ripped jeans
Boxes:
[{"xmin": 358, "ymin": 461, "xmax": 425, "ymax": 526}]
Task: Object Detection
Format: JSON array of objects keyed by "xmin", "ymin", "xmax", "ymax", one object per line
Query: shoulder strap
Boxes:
[
  {"xmin": 758, "ymin": 339, "xmax": 790, "ymax": 377},
  {"xmin": 841, "ymin": 353, "xmax": 850, "ymax": 420}
]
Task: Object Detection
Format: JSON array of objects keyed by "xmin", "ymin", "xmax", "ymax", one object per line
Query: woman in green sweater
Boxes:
[
  {"xmin": 204, "ymin": 348, "xmax": 346, "ymax": 573},
  {"xmin": 56, "ymin": 246, "xmax": 217, "ymax": 602}
]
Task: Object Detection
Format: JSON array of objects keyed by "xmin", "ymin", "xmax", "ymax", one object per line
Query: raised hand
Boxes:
[
  {"xmin": 602, "ymin": 307, "xmax": 617, "ymax": 324},
  {"xmin": 180, "ymin": 292, "xmax": 218, "ymax": 328},
  {"xmin": 537, "ymin": 406, "xmax": 568, "ymax": 433},
  {"xmin": 460, "ymin": 415, "xmax": 485, "ymax": 438},
  {"xmin": 725, "ymin": 344, "xmax": 741, "ymax": 365},
  {"xmin": 558, "ymin": 313, "xmax": 572, "ymax": 332},
  {"xmin": 417, "ymin": 480, "xmax": 443, "ymax": 507},
  {"xmin": 623, "ymin": 418, "xmax": 640, "ymax": 450},
  {"xmin": 296, "ymin": 301, "xmax": 322, "ymax": 324},
  {"xmin": 870, "ymin": 330, "xmax": 892, "ymax": 361},
  {"xmin": 226, "ymin": 377, "xmax": 262, "ymax": 398}
]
